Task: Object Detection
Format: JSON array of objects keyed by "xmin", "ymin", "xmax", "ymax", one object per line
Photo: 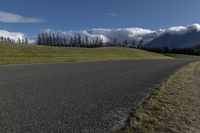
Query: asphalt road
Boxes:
[{"xmin": 0, "ymin": 60, "xmax": 194, "ymax": 133}]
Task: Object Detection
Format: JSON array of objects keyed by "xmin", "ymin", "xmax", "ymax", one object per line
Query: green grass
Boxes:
[
  {"xmin": 164, "ymin": 53, "xmax": 200, "ymax": 59},
  {"xmin": 0, "ymin": 43, "xmax": 172, "ymax": 64}
]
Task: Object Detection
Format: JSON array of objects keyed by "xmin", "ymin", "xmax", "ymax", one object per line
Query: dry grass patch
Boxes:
[{"xmin": 121, "ymin": 62, "xmax": 200, "ymax": 133}]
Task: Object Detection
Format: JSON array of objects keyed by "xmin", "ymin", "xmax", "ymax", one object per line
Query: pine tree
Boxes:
[
  {"xmin": 138, "ymin": 39, "xmax": 144, "ymax": 48},
  {"xmin": 73, "ymin": 35, "xmax": 78, "ymax": 47},
  {"xmin": 77, "ymin": 34, "xmax": 82, "ymax": 47},
  {"xmin": 17, "ymin": 37, "xmax": 21, "ymax": 44},
  {"xmin": 25, "ymin": 38, "xmax": 29, "ymax": 44},
  {"xmin": 0, "ymin": 36, "xmax": 3, "ymax": 42},
  {"xmin": 95, "ymin": 37, "xmax": 99, "ymax": 47},
  {"xmin": 124, "ymin": 40, "xmax": 128, "ymax": 47},
  {"xmin": 70, "ymin": 37, "xmax": 73, "ymax": 47},
  {"xmin": 37, "ymin": 34, "xmax": 42, "ymax": 45},
  {"xmin": 49, "ymin": 34, "xmax": 53, "ymax": 46},
  {"xmin": 131, "ymin": 40, "xmax": 136, "ymax": 48},
  {"xmin": 63, "ymin": 38, "xmax": 67, "ymax": 46},
  {"xmin": 113, "ymin": 38, "xmax": 117, "ymax": 46},
  {"xmin": 99, "ymin": 38, "xmax": 103, "ymax": 47},
  {"xmin": 21, "ymin": 39, "xmax": 25, "ymax": 44},
  {"xmin": 84, "ymin": 36, "xmax": 89, "ymax": 47}
]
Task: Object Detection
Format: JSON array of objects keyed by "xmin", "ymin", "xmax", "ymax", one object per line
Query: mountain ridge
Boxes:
[{"xmin": 145, "ymin": 30, "xmax": 200, "ymax": 48}]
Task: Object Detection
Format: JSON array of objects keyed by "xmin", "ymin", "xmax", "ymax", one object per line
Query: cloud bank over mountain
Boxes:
[
  {"xmin": 159, "ymin": 23, "xmax": 200, "ymax": 35},
  {"xmin": 1, "ymin": 23, "xmax": 200, "ymax": 44},
  {"xmin": 146, "ymin": 23, "xmax": 200, "ymax": 48},
  {"xmin": 43, "ymin": 28, "xmax": 157, "ymax": 43},
  {"xmin": 43, "ymin": 23, "xmax": 200, "ymax": 44}
]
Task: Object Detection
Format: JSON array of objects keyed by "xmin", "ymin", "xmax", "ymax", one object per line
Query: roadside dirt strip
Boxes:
[{"xmin": 121, "ymin": 62, "xmax": 200, "ymax": 133}]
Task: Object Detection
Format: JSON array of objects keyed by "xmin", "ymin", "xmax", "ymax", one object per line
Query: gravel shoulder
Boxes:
[{"xmin": 122, "ymin": 62, "xmax": 200, "ymax": 133}]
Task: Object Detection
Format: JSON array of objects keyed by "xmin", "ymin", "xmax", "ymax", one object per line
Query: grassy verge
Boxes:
[
  {"xmin": 121, "ymin": 62, "xmax": 200, "ymax": 133},
  {"xmin": 164, "ymin": 53, "xmax": 200, "ymax": 59},
  {"xmin": 0, "ymin": 43, "xmax": 172, "ymax": 64}
]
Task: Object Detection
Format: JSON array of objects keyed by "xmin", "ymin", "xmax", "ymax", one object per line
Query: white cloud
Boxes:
[
  {"xmin": 109, "ymin": 12, "xmax": 118, "ymax": 17},
  {"xmin": 2, "ymin": 23, "xmax": 200, "ymax": 44},
  {"xmin": 187, "ymin": 23, "xmax": 200, "ymax": 32},
  {"xmin": 43, "ymin": 27, "xmax": 157, "ymax": 43},
  {"xmin": 0, "ymin": 11, "xmax": 45, "ymax": 23},
  {"xmin": 166, "ymin": 26, "xmax": 187, "ymax": 35},
  {"xmin": 43, "ymin": 24, "xmax": 200, "ymax": 44},
  {"xmin": 0, "ymin": 29, "xmax": 35, "ymax": 43},
  {"xmin": 159, "ymin": 23, "xmax": 200, "ymax": 35},
  {"xmin": 0, "ymin": 30, "xmax": 25, "ymax": 41}
]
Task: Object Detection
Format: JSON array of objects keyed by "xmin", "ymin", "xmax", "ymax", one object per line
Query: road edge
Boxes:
[{"xmin": 116, "ymin": 61, "xmax": 200, "ymax": 133}]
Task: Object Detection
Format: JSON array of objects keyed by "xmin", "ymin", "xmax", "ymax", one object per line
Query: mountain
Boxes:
[
  {"xmin": 194, "ymin": 44, "xmax": 200, "ymax": 49},
  {"xmin": 145, "ymin": 30, "xmax": 200, "ymax": 48}
]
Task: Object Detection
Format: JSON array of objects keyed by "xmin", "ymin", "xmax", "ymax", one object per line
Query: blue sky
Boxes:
[{"xmin": 0, "ymin": 0, "xmax": 200, "ymax": 36}]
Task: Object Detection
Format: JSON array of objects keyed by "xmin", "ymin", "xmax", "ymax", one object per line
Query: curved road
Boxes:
[{"xmin": 0, "ymin": 60, "xmax": 193, "ymax": 133}]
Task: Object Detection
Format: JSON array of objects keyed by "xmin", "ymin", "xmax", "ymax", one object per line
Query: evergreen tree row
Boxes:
[
  {"xmin": 143, "ymin": 47, "xmax": 200, "ymax": 55},
  {"xmin": 36, "ymin": 33, "xmax": 145, "ymax": 48},
  {"xmin": 0, "ymin": 36, "xmax": 29, "ymax": 44},
  {"xmin": 0, "ymin": 36, "xmax": 15, "ymax": 43},
  {"xmin": 37, "ymin": 33, "xmax": 104, "ymax": 48}
]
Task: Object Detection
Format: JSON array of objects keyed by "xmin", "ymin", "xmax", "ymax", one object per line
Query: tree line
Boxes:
[
  {"xmin": 0, "ymin": 36, "xmax": 29, "ymax": 44},
  {"xmin": 37, "ymin": 33, "xmax": 104, "ymax": 48},
  {"xmin": 142, "ymin": 47, "xmax": 200, "ymax": 55},
  {"xmin": 35, "ymin": 33, "xmax": 200, "ymax": 55},
  {"xmin": 0, "ymin": 36, "xmax": 15, "ymax": 43},
  {"xmin": 36, "ymin": 33, "xmax": 144, "ymax": 48}
]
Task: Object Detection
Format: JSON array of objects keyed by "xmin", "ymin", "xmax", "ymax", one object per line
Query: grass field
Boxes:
[
  {"xmin": 0, "ymin": 43, "xmax": 172, "ymax": 64},
  {"xmin": 164, "ymin": 53, "xmax": 200, "ymax": 59}
]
